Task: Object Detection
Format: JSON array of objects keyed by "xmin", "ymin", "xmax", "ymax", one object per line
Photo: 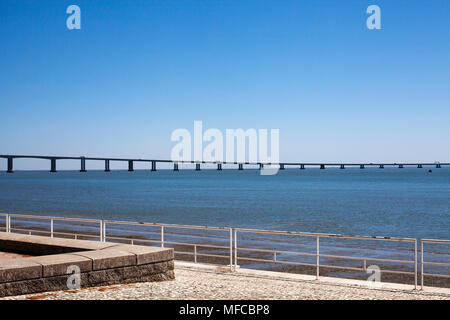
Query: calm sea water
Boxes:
[{"xmin": 0, "ymin": 168, "xmax": 448, "ymax": 240}]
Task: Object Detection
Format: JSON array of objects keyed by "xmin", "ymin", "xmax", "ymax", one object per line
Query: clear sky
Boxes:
[{"xmin": 1, "ymin": 0, "xmax": 449, "ymax": 169}]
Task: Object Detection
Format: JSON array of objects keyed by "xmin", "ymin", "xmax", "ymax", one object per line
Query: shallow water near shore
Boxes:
[{"xmin": 0, "ymin": 168, "xmax": 449, "ymax": 240}]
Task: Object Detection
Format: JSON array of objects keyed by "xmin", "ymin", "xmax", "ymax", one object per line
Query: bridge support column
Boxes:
[
  {"xmin": 360, "ymin": 164, "xmax": 365, "ymax": 169},
  {"xmin": 174, "ymin": 163, "xmax": 179, "ymax": 171},
  {"xmin": 398, "ymin": 164, "xmax": 403, "ymax": 169},
  {"xmin": 238, "ymin": 163, "xmax": 243, "ymax": 170},
  {"xmin": 196, "ymin": 163, "xmax": 201, "ymax": 171},
  {"xmin": 50, "ymin": 159, "xmax": 57, "ymax": 173},
  {"xmin": 128, "ymin": 161, "xmax": 134, "ymax": 172},
  {"xmin": 300, "ymin": 164, "xmax": 305, "ymax": 170},
  {"xmin": 280, "ymin": 164, "xmax": 285, "ymax": 170},
  {"xmin": 436, "ymin": 164, "xmax": 441, "ymax": 168},
  {"xmin": 417, "ymin": 164, "xmax": 422, "ymax": 168},
  {"xmin": 80, "ymin": 157, "xmax": 87, "ymax": 172},
  {"xmin": 6, "ymin": 157, "xmax": 13, "ymax": 173},
  {"xmin": 151, "ymin": 161, "xmax": 156, "ymax": 171},
  {"xmin": 217, "ymin": 163, "xmax": 222, "ymax": 170},
  {"xmin": 259, "ymin": 163, "xmax": 264, "ymax": 170},
  {"xmin": 340, "ymin": 165, "xmax": 345, "ymax": 169},
  {"xmin": 320, "ymin": 164, "xmax": 325, "ymax": 170},
  {"xmin": 105, "ymin": 160, "xmax": 110, "ymax": 172},
  {"xmin": 379, "ymin": 164, "xmax": 384, "ymax": 169}
]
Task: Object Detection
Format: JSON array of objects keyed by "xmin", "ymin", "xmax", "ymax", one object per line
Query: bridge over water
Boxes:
[{"xmin": 0, "ymin": 154, "xmax": 447, "ymax": 173}]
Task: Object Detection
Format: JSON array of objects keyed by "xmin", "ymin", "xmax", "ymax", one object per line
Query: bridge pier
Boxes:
[
  {"xmin": 104, "ymin": 160, "xmax": 110, "ymax": 172},
  {"xmin": 238, "ymin": 163, "xmax": 243, "ymax": 170},
  {"xmin": 259, "ymin": 163, "xmax": 264, "ymax": 170},
  {"xmin": 80, "ymin": 157, "xmax": 87, "ymax": 172},
  {"xmin": 360, "ymin": 164, "xmax": 365, "ymax": 169},
  {"xmin": 196, "ymin": 163, "xmax": 201, "ymax": 171},
  {"xmin": 151, "ymin": 161, "xmax": 156, "ymax": 171},
  {"xmin": 174, "ymin": 163, "xmax": 179, "ymax": 171},
  {"xmin": 50, "ymin": 159, "xmax": 57, "ymax": 173},
  {"xmin": 340, "ymin": 165, "xmax": 345, "ymax": 169},
  {"xmin": 436, "ymin": 164, "xmax": 441, "ymax": 168},
  {"xmin": 417, "ymin": 164, "xmax": 422, "ymax": 168},
  {"xmin": 398, "ymin": 164, "xmax": 404, "ymax": 169},
  {"xmin": 6, "ymin": 157, "xmax": 13, "ymax": 173},
  {"xmin": 300, "ymin": 164, "xmax": 305, "ymax": 170},
  {"xmin": 320, "ymin": 164, "xmax": 325, "ymax": 170},
  {"xmin": 379, "ymin": 164, "xmax": 384, "ymax": 169},
  {"xmin": 128, "ymin": 160, "xmax": 134, "ymax": 172},
  {"xmin": 280, "ymin": 164, "xmax": 285, "ymax": 170},
  {"xmin": 217, "ymin": 163, "xmax": 222, "ymax": 170}
]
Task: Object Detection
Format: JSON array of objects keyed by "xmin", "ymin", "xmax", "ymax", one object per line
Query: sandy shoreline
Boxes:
[{"xmin": 1, "ymin": 266, "xmax": 448, "ymax": 300}]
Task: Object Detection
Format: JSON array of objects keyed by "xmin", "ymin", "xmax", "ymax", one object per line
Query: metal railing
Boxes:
[
  {"xmin": 421, "ymin": 239, "xmax": 450, "ymax": 289},
  {"xmin": 234, "ymin": 228, "xmax": 418, "ymax": 289},
  {"xmin": 1, "ymin": 213, "xmax": 449, "ymax": 289},
  {"xmin": 5, "ymin": 213, "xmax": 102, "ymax": 240},
  {"xmin": 102, "ymin": 220, "xmax": 233, "ymax": 270}
]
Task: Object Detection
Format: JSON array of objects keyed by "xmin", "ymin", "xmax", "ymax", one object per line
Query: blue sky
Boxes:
[{"xmin": 1, "ymin": 0, "xmax": 449, "ymax": 169}]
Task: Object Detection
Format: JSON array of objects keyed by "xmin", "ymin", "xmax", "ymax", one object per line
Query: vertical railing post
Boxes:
[
  {"xmin": 50, "ymin": 218, "xmax": 54, "ymax": 238},
  {"xmin": 316, "ymin": 235, "xmax": 320, "ymax": 280},
  {"xmin": 414, "ymin": 239, "xmax": 418, "ymax": 290},
  {"xmin": 194, "ymin": 245, "xmax": 197, "ymax": 263},
  {"xmin": 5, "ymin": 214, "xmax": 9, "ymax": 233},
  {"xmin": 102, "ymin": 220, "xmax": 106, "ymax": 242},
  {"xmin": 421, "ymin": 240, "xmax": 424, "ymax": 290},
  {"xmin": 234, "ymin": 229, "xmax": 238, "ymax": 272},
  {"xmin": 99, "ymin": 220, "xmax": 103, "ymax": 242},
  {"xmin": 229, "ymin": 228, "xmax": 233, "ymax": 271},
  {"xmin": 161, "ymin": 226, "xmax": 164, "ymax": 248}
]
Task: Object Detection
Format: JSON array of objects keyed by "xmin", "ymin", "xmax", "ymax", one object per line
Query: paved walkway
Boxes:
[{"xmin": 2, "ymin": 263, "xmax": 449, "ymax": 300}]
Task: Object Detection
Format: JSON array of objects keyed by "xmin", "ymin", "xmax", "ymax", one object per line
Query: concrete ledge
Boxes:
[
  {"xmin": 0, "ymin": 259, "xmax": 42, "ymax": 283},
  {"xmin": 27, "ymin": 254, "xmax": 92, "ymax": 277},
  {"xmin": 72, "ymin": 249, "xmax": 136, "ymax": 270},
  {"xmin": 0, "ymin": 262, "xmax": 175, "ymax": 297},
  {"xmin": 110, "ymin": 244, "xmax": 174, "ymax": 265},
  {"xmin": 0, "ymin": 232, "xmax": 116, "ymax": 256},
  {"xmin": 0, "ymin": 232, "xmax": 174, "ymax": 297}
]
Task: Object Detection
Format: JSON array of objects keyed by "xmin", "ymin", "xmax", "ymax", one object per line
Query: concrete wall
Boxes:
[{"xmin": 0, "ymin": 232, "xmax": 174, "ymax": 297}]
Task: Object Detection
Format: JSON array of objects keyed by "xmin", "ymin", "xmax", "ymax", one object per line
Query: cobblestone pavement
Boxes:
[{"xmin": 2, "ymin": 268, "xmax": 449, "ymax": 300}]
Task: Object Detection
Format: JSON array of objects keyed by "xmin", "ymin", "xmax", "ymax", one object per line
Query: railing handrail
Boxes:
[
  {"xmin": 3, "ymin": 213, "xmax": 447, "ymax": 244},
  {"xmin": 236, "ymin": 246, "xmax": 414, "ymax": 264},
  {"xmin": 421, "ymin": 239, "xmax": 450, "ymax": 244},
  {"xmin": 7, "ymin": 213, "xmax": 102, "ymax": 224}
]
